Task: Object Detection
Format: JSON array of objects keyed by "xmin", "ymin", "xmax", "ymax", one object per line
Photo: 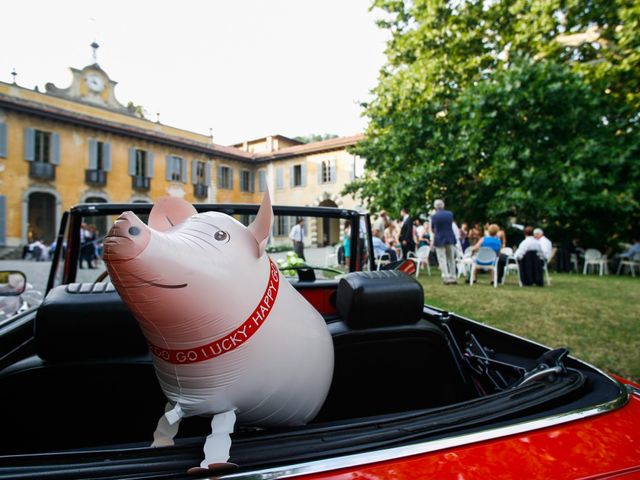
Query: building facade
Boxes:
[{"xmin": 0, "ymin": 63, "xmax": 364, "ymax": 249}]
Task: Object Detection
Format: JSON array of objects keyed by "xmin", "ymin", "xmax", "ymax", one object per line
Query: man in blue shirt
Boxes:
[{"xmin": 430, "ymin": 199, "xmax": 457, "ymax": 284}]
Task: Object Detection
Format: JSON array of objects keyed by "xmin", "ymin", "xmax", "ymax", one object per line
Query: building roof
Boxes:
[
  {"xmin": 0, "ymin": 83, "xmax": 363, "ymax": 163},
  {"xmin": 230, "ymin": 134, "xmax": 304, "ymax": 148},
  {"xmin": 253, "ymin": 134, "xmax": 364, "ymax": 161},
  {"xmin": 0, "ymin": 91, "xmax": 254, "ymax": 162}
]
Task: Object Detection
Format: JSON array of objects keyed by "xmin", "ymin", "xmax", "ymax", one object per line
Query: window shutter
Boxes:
[
  {"xmin": 229, "ymin": 168, "xmax": 234, "ymax": 189},
  {"xmin": 103, "ymin": 142, "xmax": 112, "ymax": 171},
  {"xmin": 0, "ymin": 195, "xmax": 5, "ymax": 247},
  {"xmin": 128, "ymin": 148, "xmax": 136, "ymax": 175},
  {"xmin": 179, "ymin": 158, "xmax": 186, "ymax": 182},
  {"xmin": 289, "ymin": 165, "xmax": 294, "ymax": 188},
  {"xmin": 349, "ymin": 159, "xmax": 355, "ymax": 180},
  {"xmin": 217, "ymin": 166, "xmax": 223, "ymax": 188},
  {"xmin": 249, "ymin": 171, "xmax": 255, "ymax": 193},
  {"xmin": 88, "ymin": 139, "xmax": 98, "ymax": 169},
  {"xmin": 165, "ymin": 155, "xmax": 172, "ymax": 181},
  {"xmin": 301, "ymin": 163, "xmax": 307, "ymax": 187},
  {"xmin": 276, "ymin": 167, "xmax": 284, "ymax": 190},
  {"xmin": 259, "ymin": 170, "xmax": 266, "ymax": 192},
  {"xmin": 191, "ymin": 160, "xmax": 198, "ymax": 184},
  {"xmin": 50, "ymin": 133, "xmax": 61, "ymax": 165},
  {"xmin": 330, "ymin": 160, "xmax": 337, "ymax": 183},
  {"xmin": 204, "ymin": 163, "xmax": 211, "ymax": 185},
  {"xmin": 0, "ymin": 123, "xmax": 7, "ymax": 158},
  {"xmin": 317, "ymin": 162, "xmax": 323, "ymax": 184},
  {"xmin": 146, "ymin": 151, "xmax": 154, "ymax": 178},
  {"xmin": 24, "ymin": 128, "xmax": 35, "ymax": 161}
]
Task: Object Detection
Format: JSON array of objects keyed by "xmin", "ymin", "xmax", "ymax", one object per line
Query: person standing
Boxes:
[
  {"xmin": 430, "ymin": 199, "xmax": 457, "ymax": 284},
  {"xmin": 289, "ymin": 218, "xmax": 306, "ymax": 261},
  {"xmin": 343, "ymin": 221, "xmax": 352, "ymax": 266},
  {"xmin": 399, "ymin": 208, "xmax": 415, "ymax": 260},
  {"xmin": 372, "ymin": 211, "xmax": 388, "ymax": 240}
]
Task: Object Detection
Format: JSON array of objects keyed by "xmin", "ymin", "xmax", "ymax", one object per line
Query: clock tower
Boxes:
[{"xmin": 44, "ymin": 43, "xmax": 131, "ymax": 114}]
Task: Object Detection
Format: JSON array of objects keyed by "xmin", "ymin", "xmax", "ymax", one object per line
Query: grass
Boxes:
[{"xmin": 416, "ymin": 269, "xmax": 640, "ymax": 382}]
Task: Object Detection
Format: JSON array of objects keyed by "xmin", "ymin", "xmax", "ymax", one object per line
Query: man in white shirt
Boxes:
[
  {"xmin": 289, "ymin": 218, "xmax": 306, "ymax": 261},
  {"xmin": 534, "ymin": 228, "xmax": 552, "ymax": 262},
  {"xmin": 515, "ymin": 226, "xmax": 543, "ymax": 260}
]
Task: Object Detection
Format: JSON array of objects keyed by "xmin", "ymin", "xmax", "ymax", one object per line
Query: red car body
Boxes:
[{"xmin": 301, "ymin": 382, "xmax": 640, "ymax": 479}]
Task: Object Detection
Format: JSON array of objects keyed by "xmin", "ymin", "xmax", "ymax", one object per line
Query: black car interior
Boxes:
[{"xmin": 0, "ymin": 270, "xmax": 476, "ymax": 454}]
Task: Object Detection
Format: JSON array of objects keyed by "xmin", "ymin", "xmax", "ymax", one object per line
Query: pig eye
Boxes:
[
  {"xmin": 128, "ymin": 227, "xmax": 141, "ymax": 236},
  {"xmin": 214, "ymin": 231, "xmax": 229, "ymax": 242}
]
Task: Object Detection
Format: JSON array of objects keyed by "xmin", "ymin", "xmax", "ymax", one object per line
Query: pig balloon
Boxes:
[{"xmin": 103, "ymin": 190, "xmax": 334, "ymax": 471}]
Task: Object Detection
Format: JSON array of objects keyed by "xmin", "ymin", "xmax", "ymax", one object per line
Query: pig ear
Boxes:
[
  {"xmin": 148, "ymin": 197, "xmax": 197, "ymax": 232},
  {"xmin": 248, "ymin": 189, "xmax": 273, "ymax": 257}
]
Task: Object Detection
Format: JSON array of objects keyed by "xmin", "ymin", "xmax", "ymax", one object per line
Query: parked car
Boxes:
[{"xmin": 0, "ymin": 202, "xmax": 638, "ymax": 479}]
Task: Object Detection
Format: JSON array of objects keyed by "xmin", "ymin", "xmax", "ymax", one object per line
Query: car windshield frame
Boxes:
[{"xmin": 47, "ymin": 203, "xmax": 374, "ymax": 293}]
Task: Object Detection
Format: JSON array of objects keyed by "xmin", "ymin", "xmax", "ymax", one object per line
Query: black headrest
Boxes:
[
  {"xmin": 35, "ymin": 283, "xmax": 148, "ymax": 361},
  {"xmin": 336, "ymin": 271, "xmax": 424, "ymax": 329}
]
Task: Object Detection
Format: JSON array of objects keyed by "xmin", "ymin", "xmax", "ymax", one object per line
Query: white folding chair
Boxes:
[
  {"xmin": 407, "ymin": 245, "xmax": 431, "ymax": 277},
  {"xmin": 457, "ymin": 247, "xmax": 474, "ymax": 279},
  {"xmin": 470, "ymin": 247, "xmax": 499, "ymax": 288},
  {"xmin": 583, "ymin": 249, "xmax": 605, "ymax": 275},
  {"xmin": 617, "ymin": 252, "xmax": 640, "ymax": 277},
  {"xmin": 501, "ymin": 249, "xmax": 522, "ymax": 287},
  {"xmin": 543, "ymin": 247, "xmax": 557, "ymax": 286},
  {"xmin": 375, "ymin": 252, "xmax": 391, "ymax": 271}
]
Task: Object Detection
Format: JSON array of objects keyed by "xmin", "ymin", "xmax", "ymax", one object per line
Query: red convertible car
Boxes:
[{"xmin": 0, "ymin": 203, "xmax": 638, "ymax": 479}]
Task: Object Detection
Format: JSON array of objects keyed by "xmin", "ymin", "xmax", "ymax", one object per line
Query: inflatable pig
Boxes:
[{"xmin": 103, "ymin": 191, "xmax": 334, "ymax": 471}]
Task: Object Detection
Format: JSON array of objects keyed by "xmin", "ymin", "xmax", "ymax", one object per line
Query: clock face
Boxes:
[{"xmin": 85, "ymin": 74, "xmax": 105, "ymax": 93}]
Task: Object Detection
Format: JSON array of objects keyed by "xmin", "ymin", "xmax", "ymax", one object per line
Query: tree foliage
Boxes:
[
  {"xmin": 346, "ymin": 0, "xmax": 639, "ymax": 246},
  {"xmin": 293, "ymin": 133, "xmax": 339, "ymax": 144}
]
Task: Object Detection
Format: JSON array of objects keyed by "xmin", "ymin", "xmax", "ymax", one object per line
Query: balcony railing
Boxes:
[
  {"xmin": 85, "ymin": 169, "xmax": 107, "ymax": 186},
  {"xmin": 132, "ymin": 175, "xmax": 150, "ymax": 191},
  {"xmin": 29, "ymin": 161, "xmax": 55, "ymax": 181},
  {"xmin": 193, "ymin": 183, "xmax": 208, "ymax": 198}
]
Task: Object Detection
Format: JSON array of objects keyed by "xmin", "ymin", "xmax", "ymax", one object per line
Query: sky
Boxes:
[{"xmin": 1, "ymin": 1, "xmax": 389, "ymax": 145}]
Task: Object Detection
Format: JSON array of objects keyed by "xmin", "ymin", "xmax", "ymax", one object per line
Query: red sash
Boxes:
[{"xmin": 148, "ymin": 258, "xmax": 280, "ymax": 364}]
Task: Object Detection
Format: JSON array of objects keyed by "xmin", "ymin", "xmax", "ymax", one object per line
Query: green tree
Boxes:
[
  {"xmin": 293, "ymin": 133, "xmax": 339, "ymax": 144},
  {"xmin": 346, "ymin": 0, "xmax": 639, "ymax": 246}
]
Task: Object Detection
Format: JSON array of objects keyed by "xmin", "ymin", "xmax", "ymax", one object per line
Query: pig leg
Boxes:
[
  {"xmin": 199, "ymin": 409, "xmax": 237, "ymax": 469},
  {"xmin": 151, "ymin": 402, "xmax": 182, "ymax": 447}
]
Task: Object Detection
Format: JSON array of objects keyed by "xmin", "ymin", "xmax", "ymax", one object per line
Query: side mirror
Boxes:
[{"xmin": 0, "ymin": 271, "xmax": 27, "ymax": 296}]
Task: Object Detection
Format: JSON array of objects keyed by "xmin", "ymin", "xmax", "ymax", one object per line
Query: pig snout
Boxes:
[{"xmin": 103, "ymin": 212, "xmax": 151, "ymax": 262}]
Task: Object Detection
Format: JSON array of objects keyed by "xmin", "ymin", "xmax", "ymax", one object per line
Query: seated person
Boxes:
[
  {"xmin": 515, "ymin": 226, "xmax": 543, "ymax": 260},
  {"xmin": 619, "ymin": 236, "xmax": 640, "ymax": 259},
  {"xmin": 613, "ymin": 235, "xmax": 640, "ymax": 273},
  {"xmin": 372, "ymin": 229, "xmax": 398, "ymax": 262},
  {"xmin": 470, "ymin": 224, "xmax": 502, "ymax": 282},
  {"xmin": 534, "ymin": 228, "xmax": 552, "ymax": 262},
  {"xmin": 516, "ymin": 227, "xmax": 544, "ymax": 286}
]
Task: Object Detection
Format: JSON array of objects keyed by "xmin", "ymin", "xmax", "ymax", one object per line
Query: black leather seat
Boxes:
[
  {"xmin": 315, "ymin": 271, "xmax": 474, "ymax": 421},
  {"xmin": 0, "ymin": 274, "xmax": 474, "ymax": 452},
  {"xmin": 0, "ymin": 283, "xmax": 165, "ymax": 453}
]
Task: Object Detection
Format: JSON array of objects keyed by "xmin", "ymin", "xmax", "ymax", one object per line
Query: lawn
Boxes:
[{"xmin": 416, "ymin": 270, "xmax": 640, "ymax": 382}]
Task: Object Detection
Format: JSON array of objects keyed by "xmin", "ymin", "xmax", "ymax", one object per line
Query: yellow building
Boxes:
[{"xmin": 0, "ymin": 63, "xmax": 364, "ymax": 249}]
